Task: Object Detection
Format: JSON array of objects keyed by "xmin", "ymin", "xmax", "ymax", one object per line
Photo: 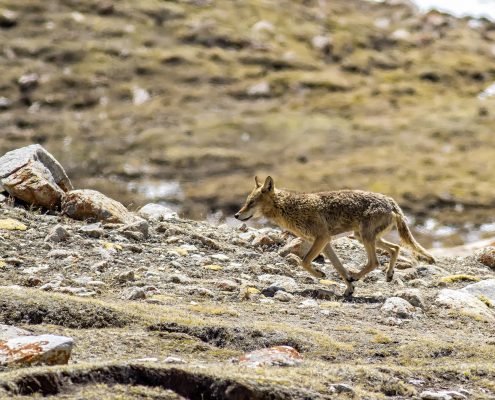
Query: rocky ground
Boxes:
[
  {"xmin": 1, "ymin": 0, "xmax": 495, "ymax": 245},
  {"xmin": 1, "ymin": 200, "xmax": 495, "ymax": 399}
]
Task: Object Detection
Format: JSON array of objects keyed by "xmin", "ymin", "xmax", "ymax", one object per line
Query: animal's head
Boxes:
[{"xmin": 235, "ymin": 176, "xmax": 275, "ymax": 221}]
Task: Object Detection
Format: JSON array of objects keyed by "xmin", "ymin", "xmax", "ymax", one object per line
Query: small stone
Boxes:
[
  {"xmin": 381, "ymin": 297, "xmax": 416, "ymax": 319},
  {"xmin": 116, "ymin": 270, "xmax": 135, "ymax": 283},
  {"xmin": 258, "ymin": 274, "xmax": 298, "ymax": 291},
  {"xmin": 274, "ymin": 291, "xmax": 294, "ymax": 302},
  {"xmin": 285, "ymin": 253, "xmax": 300, "ymax": 267},
  {"xmin": 0, "ymin": 334, "xmax": 73, "ymax": 366},
  {"xmin": 204, "ymin": 264, "xmax": 223, "ymax": 271},
  {"xmin": 216, "ymin": 280, "xmax": 238, "ymax": 291},
  {"xmin": 251, "ymin": 20, "xmax": 274, "ymax": 33},
  {"xmin": 239, "ymin": 346, "xmax": 302, "ymax": 367},
  {"xmin": 189, "ymin": 287, "xmax": 214, "ymax": 297},
  {"xmin": 329, "ymin": 383, "xmax": 354, "ymax": 394},
  {"xmin": 420, "ymin": 390, "xmax": 453, "ymax": 400},
  {"xmin": 44, "ymin": 224, "xmax": 70, "ymax": 243},
  {"xmin": 163, "ymin": 356, "xmax": 185, "ymax": 364},
  {"xmin": 211, "ymin": 253, "xmax": 229, "ymax": 262},
  {"xmin": 298, "ymin": 299, "xmax": 319, "ymax": 309},
  {"xmin": 17, "ymin": 73, "xmax": 39, "ymax": 91},
  {"xmin": 168, "ymin": 273, "xmax": 192, "ymax": 284},
  {"xmin": 46, "ymin": 249, "xmax": 77, "ymax": 259},
  {"xmin": 0, "ymin": 97, "xmax": 12, "ymax": 110},
  {"xmin": 138, "ymin": 203, "xmax": 178, "ymax": 221},
  {"xmin": 247, "ymin": 81, "xmax": 270, "ymax": 97},
  {"xmin": 311, "ymin": 35, "xmax": 332, "ymax": 53},
  {"xmin": 252, "ymin": 234, "xmax": 275, "ymax": 247},
  {"xmin": 79, "ymin": 223, "xmax": 104, "ymax": 238},
  {"xmin": 22, "ymin": 275, "xmax": 42, "ymax": 287},
  {"xmin": 0, "ymin": 9, "xmax": 18, "ymax": 28},
  {"xmin": 0, "ymin": 218, "xmax": 27, "ymax": 231},
  {"xmin": 394, "ymin": 288, "xmax": 426, "ymax": 309},
  {"xmin": 118, "ymin": 219, "xmax": 149, "ymax": 239},
  {"xmin": 476, "ymin": 247, "xmax": 495, "ymax": 269},
  {"xmin": 123, "ymin": 287, "xmax": 146, "ymax": 300}
]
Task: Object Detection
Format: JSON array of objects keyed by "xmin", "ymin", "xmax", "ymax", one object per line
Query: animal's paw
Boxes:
[
  {"xmin": 344, "ymin": 283, "xmax": 355, "ymax": 297},
  {"xmin": 386, "ymin": 271, "xmax": 394, "ymax": 282},
  {"xmin": 348, "ymin": 271, "xmax": 361, "ymax": 282}
]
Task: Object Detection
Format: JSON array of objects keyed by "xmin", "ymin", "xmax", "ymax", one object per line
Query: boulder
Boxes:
[
  {"xmin": 0, "ymin": 324, "xmax": 31, "ymax": 341},
  {"xmin": 0, "ymin": 334, "xmax": 73, "ymax": 366},
  {"xmin": 0, "ymin": 144, "xmax": 72, "ymax": 209},
  {"xmin": 62, "ymin": 189, "xmax": 137, "ymax": 223},
  {"xmin": 435, "ymin": 289, "xmax": 494, "ymax": 321},
  {"xmin": 461, "ymin": 279, "xmax": 495, "ymax": 304}
]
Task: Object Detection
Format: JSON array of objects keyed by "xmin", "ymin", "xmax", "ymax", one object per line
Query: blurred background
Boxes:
[{"xmin": 0, "ymin": 0, "xmax": 494, "ymax": 248}]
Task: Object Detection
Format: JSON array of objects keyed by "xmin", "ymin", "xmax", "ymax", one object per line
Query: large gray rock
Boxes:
[
  {"xmin": 0, "ymin": 144, "xmax": 72, "ymax": 209},
  {"xmin": 0, "ymin": 334, "xmax": 73, "ymax": 366},
  {"xmin": 0, "ymin": 324, "xmax": 31, "ymax": 341},
  {"xmin": 461, "ymin": 279, "xmax": 495, "ymax": 304},
  {"xmin": 62, "ymin": 189, "xmax": 137, "ymax": 224},
  {"xmin": 435, "ymin": 289, "xmax": 494, "ymax": 321}
]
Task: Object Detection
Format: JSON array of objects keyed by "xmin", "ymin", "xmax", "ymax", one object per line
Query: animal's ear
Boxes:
[
  {"xmin": 254, "ymin": 176, "xmax": 261, "ymax": 188},
  {"xmin": 261, "ymin": 176, "xmax": 274, "ymax": 193}
]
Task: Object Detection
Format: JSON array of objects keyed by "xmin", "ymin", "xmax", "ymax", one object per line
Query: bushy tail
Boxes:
[{"xmin": 392, "ymin": 205, "xmax": 436, "ymax": 264}]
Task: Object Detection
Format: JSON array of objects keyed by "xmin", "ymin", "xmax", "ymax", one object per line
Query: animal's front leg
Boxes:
[
  {"xmin": 323, "ymin": 243, "xmax": 355, "ymax": 297},
  {"xmin": 301, "ymin": 236, "xmax": 329, "ymax": 278}
]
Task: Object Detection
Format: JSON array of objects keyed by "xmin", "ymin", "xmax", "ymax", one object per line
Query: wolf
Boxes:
[{"xmin": 235, "ymin": 176, "xmax": 435, "ymax": 296}]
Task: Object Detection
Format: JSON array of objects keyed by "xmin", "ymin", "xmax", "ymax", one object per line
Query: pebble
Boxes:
[
  {"xmin": 168, "ymin": 273, "xmax": 192, "ymax": 284},
  {"xmin": 381, "ymin": 297, "xmax": 417, "ymax": 319},
  {"xmin": 298, "ymin": 299, "xmax": 319, "ymax": 309},
  {"xmin": 44, "ymin": 224, "xmax": 70, "ymax": 243},
  {"xmin": 211, "ymin": 253, "xmax": 230, "ymax": 262},
  {"xmin": 163, "ymin": 356, "xmax": 185, "ymax": 364},
  {"xmin": 116, "ymin": 270, "xmax": 135, "ymax": 283},
  {"xmin": 239, "ymin": 346, "xmax": 302, "ymax": 367},
  {"xmin": 329, "ymin": 383, "xmax": 355, "ymax": 394},
  {"xmin": 274, "ymin": 291, "xmax": 294, "ymax": 302},
  {"xmin": 79, "ymin": 223, "xmax": 104, "ymax": 238},
  {"xmin": 123, "ymin": 287, "xmax": 146, "ymax": 300}
]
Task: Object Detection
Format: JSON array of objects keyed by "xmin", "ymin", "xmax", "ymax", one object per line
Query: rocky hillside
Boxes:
[
  {"xmin": 1, "ymin": 0, "xmax": 495, "ymax": 235},
  {"xmin": 1, "ymin": 185, "xmax": 495, "ymax": 397}
]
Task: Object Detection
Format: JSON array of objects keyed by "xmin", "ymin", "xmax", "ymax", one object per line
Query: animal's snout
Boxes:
[{"xmin": 234, "ymin": 213, "xmax": 240, "ymax": 219}]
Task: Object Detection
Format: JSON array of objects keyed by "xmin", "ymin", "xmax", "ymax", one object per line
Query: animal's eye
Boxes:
[{"xmin": 248, "ymin": 200, "xmax": 254, "ymax": 207}]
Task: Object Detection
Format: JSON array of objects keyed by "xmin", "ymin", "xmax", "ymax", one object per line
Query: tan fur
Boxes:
[{"xmin": 235, "ymin": 176, "xmax": 435, "ymax": 296}]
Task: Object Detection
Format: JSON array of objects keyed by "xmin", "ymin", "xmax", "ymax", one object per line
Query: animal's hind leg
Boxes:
[
  {"xmin": 349, "ymin": 238, "xmax": 380, "ymax": 281},
  {"xmin": 376, "ymin": 238, "xmax": 400, "ymax": 282},
  {"xmin": 323, "ymin": 243, "xmax": 355, "ymax": 297}
]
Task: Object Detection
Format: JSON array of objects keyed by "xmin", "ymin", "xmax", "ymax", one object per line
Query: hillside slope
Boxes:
[{"xmin": 0, "ymin": 0, "xmax": 495, "ymax": 233}]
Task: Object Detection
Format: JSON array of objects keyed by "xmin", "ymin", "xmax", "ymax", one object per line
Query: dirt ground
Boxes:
[{"xmin": 1, "ymin": 203, "xmax": 494, "ymax": 399}]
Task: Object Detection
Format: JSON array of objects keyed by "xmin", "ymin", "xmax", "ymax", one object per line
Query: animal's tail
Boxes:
[{"xmin": 391, "ymin": 202, "xmax": 436, "ymax": 264}]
